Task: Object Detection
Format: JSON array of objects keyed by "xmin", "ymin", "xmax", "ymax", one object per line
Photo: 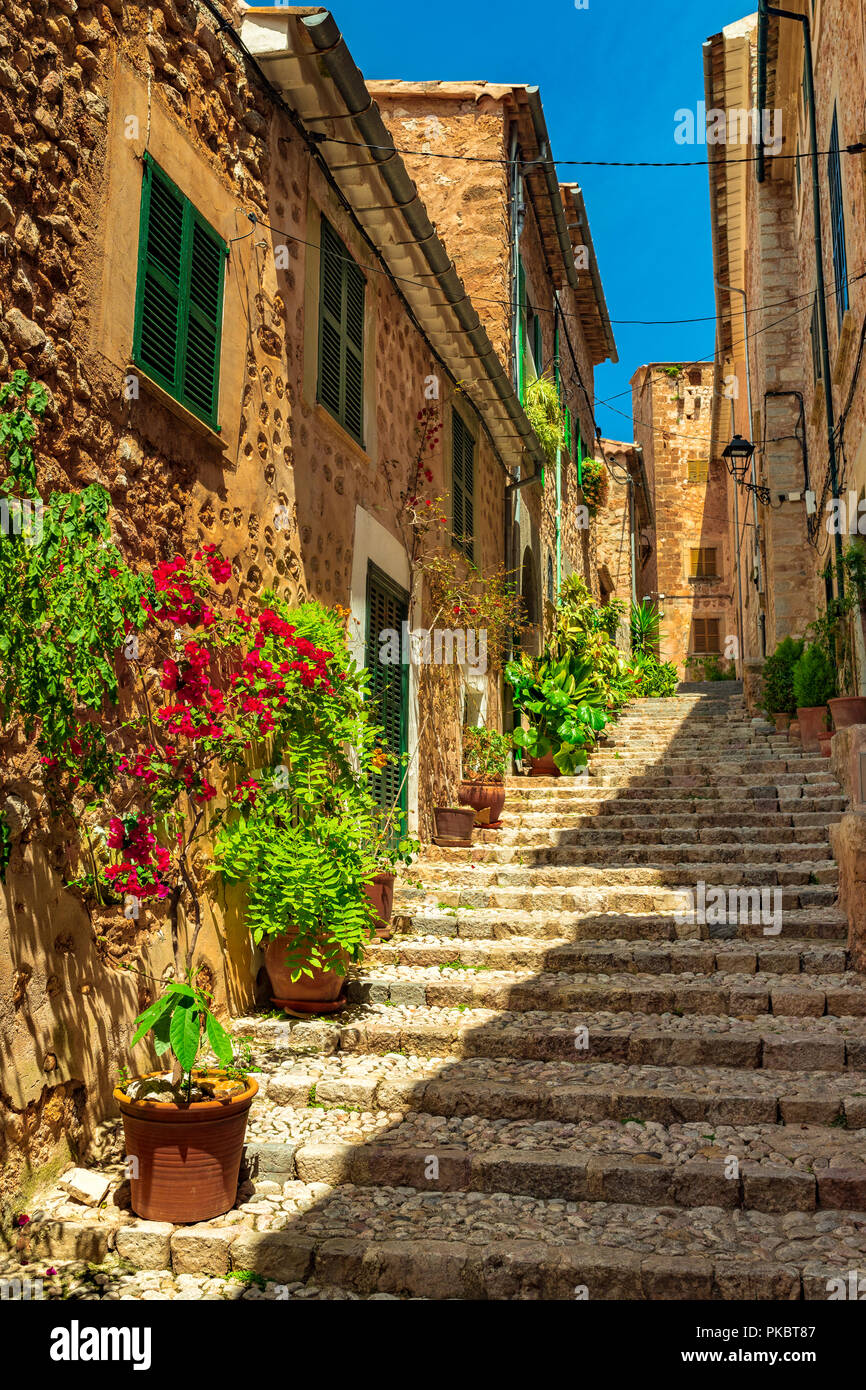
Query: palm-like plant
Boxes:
[{"xmin": 630, "ymin": 600, "xmax": 662, "ymax": 653}]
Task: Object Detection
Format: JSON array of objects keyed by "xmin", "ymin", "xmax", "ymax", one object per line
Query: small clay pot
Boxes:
[
  {"xmin": 458, "ymin": 780, "xmax": 506, "ymax": 827},
  {"xmin": 788, "ymin": 720, "xmax": 800, "ymax": 744},
  {"xmin": 116, "ymin": 1069, "xmax": 257, "ymax": 1225},
  {"xmin": 817, "ymin": 730, "xmax": 833, "ymax": 757},
  {"xmin": 528, "ymin": 754, "xmax": 561, "ymax": 778},
  {"xmin": 433, "ymin": 806, "xmax": 475, "ymax": 843},
  {"xmin": 796, "ymin": 705, "xmax": 828, "ymax": 752},
  {"xmin": 773, "ymin": 712, "xmax": 791, "ymax": 733},
  {"xmin": 364, "ymin": 871, "xmax": 395, "ymax": 940},
  {"xmin": 828, "ymin": 696, "xmax": 866, "ymax": 730}
]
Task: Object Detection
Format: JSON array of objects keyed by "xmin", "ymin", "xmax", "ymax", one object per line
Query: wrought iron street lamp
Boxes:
[{"xmin": 722, "ymin": 434, "xmax": 755, "ymax": 482}]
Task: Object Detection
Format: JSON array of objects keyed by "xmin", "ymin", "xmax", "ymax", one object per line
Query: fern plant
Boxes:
[{"xmin": 523, "ymin": 371, "xmax": 565, "ymax": 464}]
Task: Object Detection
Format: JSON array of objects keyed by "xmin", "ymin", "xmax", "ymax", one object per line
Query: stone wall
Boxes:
[{"xmin": 0, "ymin": 0, "xmax": 508, "ymax": 1203}]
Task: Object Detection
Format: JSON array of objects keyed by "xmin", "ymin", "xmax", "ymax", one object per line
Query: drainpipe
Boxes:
[
  {"xmin": 716, "ymin": 277, "xmax": 761, "ymax": 656},
  {"xmin": 756, "ymin": 0, "xmax": 844, "ymax": 601}
]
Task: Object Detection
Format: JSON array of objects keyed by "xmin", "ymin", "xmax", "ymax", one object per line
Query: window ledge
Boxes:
[
  {"xmin": 313, "ymin": 401, "xmax": 369, "ymax": 463},
  {"xmin": 688, "ymin": 575, "xmax": 721, "ymax": 585},
  {"xmin": 132, "ymin": 367, "xmax": 227, "ymax": 454}
]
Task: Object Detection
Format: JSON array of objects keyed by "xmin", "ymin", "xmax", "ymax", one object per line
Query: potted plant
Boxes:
[
  {"xmin": 458, "ymin": 726, "xmax": 512, "ymax": 826},
  {"xmin": 579, "ymin": 456, "xmax": 609, "ymax": 512},
  {"xmin": 762, "ymin": 636, "xmax": 804, "ymax": 731},
  {"xmin": 117, "ymin": 978, "xmax": 258, "ymax": 1224},
  {"xmin": 506, "ymin": 649, "xmax": 605, "ymax": 776},
  {"xmin": 792, "ymin": 642, "xmax": 836, "ymax": 750}
]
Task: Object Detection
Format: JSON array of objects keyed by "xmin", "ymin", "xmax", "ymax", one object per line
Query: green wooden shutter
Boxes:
[
  {"xmin": 365, "ymin": 564, "xmax": 409, "ymax": 831},
  {"xmin": 318, "ymin": 217, "xmax": 365, "ymax": 443},
  {"xmin": 133, "ymin": 156, "xmax": 225, "ymax": 429},
  {"xmin": 452, "ymin": 410, "xmax": 475, "ymax": 561}
]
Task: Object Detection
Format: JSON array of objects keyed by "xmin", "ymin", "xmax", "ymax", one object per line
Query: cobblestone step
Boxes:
[{"xmin": 390, "ymin": 906, "xmax": 848, "ymax": 942}]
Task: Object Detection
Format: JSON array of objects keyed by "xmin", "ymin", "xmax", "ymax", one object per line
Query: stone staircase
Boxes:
[{"xmin": 12, "ymin": 692, "xmax": 866, "ymax": 1301}]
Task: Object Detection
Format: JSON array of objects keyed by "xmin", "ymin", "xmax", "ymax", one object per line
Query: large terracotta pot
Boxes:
[
  {"xmin": 364, "ymin": 872, "xmax": 395, "ymax": 940},
  {"xmin": 264, "ymin": 936, "xmax": 345, "ymax": 1006},
  {"xmin": 458, "ymin": 780, "xmax": 506, "ymax": 826},
  {"xmin": 116, "ymin": 1069, "xmax": 257, "ymax": 1224},
  {"xmin": 433, "ymin": 806, "xmax": 475, "ymax": 843},
  {"xmin": 828, "ymin": 697, "xmax": 866, "ymax": 730},
  {"xmin": 797, "ymin": 705, "xmax": 828, "ymax": 752},
  {"xmin": 528, "ymin": 754, "xmax": 561, "ymax": 778}
]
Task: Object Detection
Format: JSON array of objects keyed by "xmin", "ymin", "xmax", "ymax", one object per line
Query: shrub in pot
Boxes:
[
  {"xmin": 458, "ymin": 726, "xmax": 512, "ymax": 825},
  {"xmin": 118, "ymin": 980, "xmax": 258, "ymax": 1224},
  {"xmin": 506, "ymin": 648, "xmax": 606, "ymax": 776},
  {"xmin": 792, "ymin": 642, "xmax": 836, "ymax": 750},
  {"xmin": 762, "ymin": 636, "xmax": 804, "ymax": 725}
]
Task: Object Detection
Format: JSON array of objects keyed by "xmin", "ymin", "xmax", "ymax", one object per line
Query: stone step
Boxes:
[
  {"xmin": 365, "ymin": 936, "xmax": 849, "ymax": 976},
  {"xmin": 391, "ymin": 906, "xmax": 847, "ymax": 942},
  {"xmin": 22, "ymin": 1183, "xmax": 866, "ymax": 1299},
  {"xmin": 424, "ymin": 839, "xmax": 834, "ymax": 863},
  {"xmin": 336, "ymin": 1006, "xmax": 866, "ymax": 1070},
  {"xmin": 251, "ymin": 1110, "xmax": 866, "ymax": 1215},
  {"xmin": 396, "ymin": 883, "xmax": 839, "ymax": 915},
  {"xmin": 501, "ymin": 787, "xmax": 846, "ymax": 807},
  {"xmin": 477, "ymin": 826, "xmax": 833, "ymax": 848},
  {"xmin": 347, "ymin": 967, "xmax": 866, "ymax": 1017},
  {"xmin": 261, "ymin": 1054, "xmax": 866, "ymax": 1129},
  {"xmin": 413, "ymin": 850, "xmax": 838, "ymax": 875}
]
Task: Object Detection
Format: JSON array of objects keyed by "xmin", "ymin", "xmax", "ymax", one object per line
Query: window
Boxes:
[
  {"xmin": 132, "ymin": 154, "xmax": 226, "ymax": 429},
  {"xmin": 693, "ymin": 617, "xmax": 720, "ymax": 654},
  {"xmin": 810, "ymin": 294, "xmax": 823, "ymax": 383},
  {"xmin": 451, "ymin": 409, "xmax": 475, "ymax": 561},
  {"xmin": 828, "ymin": 106, "xmax": 849, "ymax": 330},
  {"xmin": 689, "ymin": 547, "xmax": 718, "ymax": 579},
  {"xmin": 318, "ymin": 216, "xmax": 365, "ymax": 442},
  {"xmin": 687, "ymin": 458, "xmax": 709, "ymax": 485}
]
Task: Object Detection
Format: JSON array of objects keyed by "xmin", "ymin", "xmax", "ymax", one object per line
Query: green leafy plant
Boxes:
[
  {"xmin": 523, "ymin": 370, "xmax": 565, "ymax": 465},
  {"xmin": 686, "ymin": 655, "xmax": 737, "ymax": 682},
  {"xmin": 630, "ymin": 600, "xmax": 662, "ymax": 654},
  {"xmin": 792, "ymin": 642, "xmax": 836, "ymax": 708},
  {"xmin": 761, "ymin": 636, "xmax": 805, "ymax": 716},
  {"xmin": 844, "ymin": 540, "xmax": 866, "ymax": 603},
  {"xmin": 506, "ymin": 648, "xmax": 606, "ymax": 774},
  {"xmin": 0, "ymin": 807, "xmax": 11, "ymax": 883},
  {"xmin": 130, "ymin": 977, "xmax": 234, "ymax": 1099},
  {"xmin": 461, "ymin": 726, "xmax": 512, "ymax": 783},
  {"xmin": 627, "ymin": 649, "xmax": 679, "ymax": 697}
]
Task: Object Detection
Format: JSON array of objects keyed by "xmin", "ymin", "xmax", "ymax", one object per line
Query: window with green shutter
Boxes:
[
  {"xmin": 365, "ymin": 564, "xmax": 409, "ymax": 833},
  {"xmin": 318, "ymin": 216, "xmax": 365, "ymax": 443},
  {"xmin": 451, "ymin": 408, "xmax": 475, "ymax": 562},
  {"xmin": 132, "ymin": 154, "xmax": 226, "ymax": 430}
]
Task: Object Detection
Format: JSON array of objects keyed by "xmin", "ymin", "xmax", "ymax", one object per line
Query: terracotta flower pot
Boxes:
[
  {"xmin": 796, "ymin": 705, "xmax": 828, "ymax": 752},
  {"xmin": 433, "ymin": 806, "xmax": 475, "ymax": 843},
  {"xmin": 264, "ymin": 936, "xmax": 346, "ymax": 1006},
  {"xmin": 788, "ymin": 720, "xmax": 800, "ymax": 744},
  {"xmin": 458, "ymin": 780, "xmax": 506, "ymax": 827},
  {"xmin": 817, "ymin": 731, "xmax": 833, "ymax": 757},
  {"xmin": 828, "ymin": 696, "xmax": 866, "ymax": 730},
  {"xmin": 364, "ymin": 871, "xmax": 395, "ymax": 940},
  {"xmin": 116, "ymin": 1069, "xmax": 257, "ymax": 1224},
  {"xmin": 528, "ymin": 753, "xmax": 561, "ymax": 778},
  {"xmin": 773, "ymin": 712, "xmax": 792, "ymax": 733}
]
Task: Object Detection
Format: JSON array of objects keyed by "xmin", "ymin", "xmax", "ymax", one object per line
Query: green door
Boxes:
[{"xmin": 365, "ymin": 563, "xmax": 409, "ymax": 831}]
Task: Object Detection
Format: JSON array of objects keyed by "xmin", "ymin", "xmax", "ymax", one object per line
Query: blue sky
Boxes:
[{"xmin": 317, "ymin": 0, "xmax": 751, "ymax": 438}]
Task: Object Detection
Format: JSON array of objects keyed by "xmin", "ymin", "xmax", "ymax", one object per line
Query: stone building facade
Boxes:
[
  {"xmin": 705, "ymin": 2, "xmax": 866, "ymax": 702},
  {"xmin": 631, "ymin": 362, "xmax": 738, "ymax": 676},
  {"xmin": 0, "ymin": 1, "xmax": 623, "ymax": 1204},
  {"xmin": 367, "ymin": 82, "xmax": 618, "ymax": 660},
  {"xmin": 596, "ymin": 438, "xmax": 655, "ymax": 626}
]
